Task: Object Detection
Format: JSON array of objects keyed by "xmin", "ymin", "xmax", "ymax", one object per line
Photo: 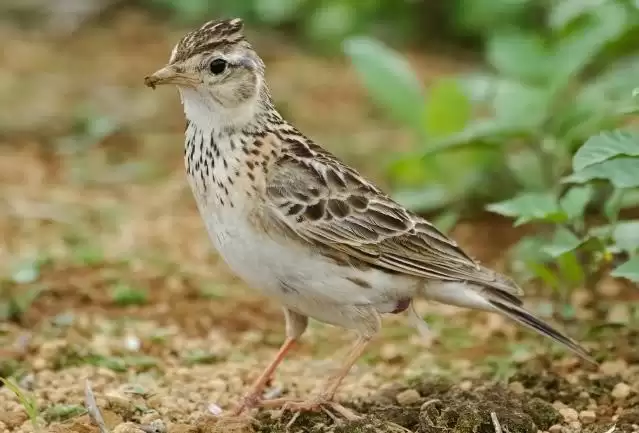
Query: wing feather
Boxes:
[{"xmin": 265, "ymin": 138, "xmax": 522, "ymax": 296}]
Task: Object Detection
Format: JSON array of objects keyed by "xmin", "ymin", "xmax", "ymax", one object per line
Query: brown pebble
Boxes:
[
  {"xmin": 579, "ymin": 410, "xmax": 596, "ymax": 425},
  {"xmin": 396, "ymin": 389, "xmax": 421, "ymax": 406},
  {"xmin": 113, "ymin": 422, "xmax": 145, "ymax": 433},
  {"xmin": 170, "ymin": 423, "xmax": 199, "ymax": 433},
  {"xmin": 459, "ymin": 380, "xmax": 472, "ymax": 391},
  {"xmin": 559, "ymin": 407, "xmax": 579, "ymax": 423},
  {"xmin": 548, "ymin": 424, "xmax": 562, "ymax": 433},
  {"xmin": 508, "ymin": 381, "xmax": 525, "ymax": 394},
  {"xmin": 106, "ymin": 393, "xmax": 138, "ymax": 419},
  {"xmin": 0, "ymin": 411, "xmax": 28, "ymax": 429}
]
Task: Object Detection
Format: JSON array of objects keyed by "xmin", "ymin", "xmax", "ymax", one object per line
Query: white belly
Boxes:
[{"xmin": 192, "ymin": 191, "xmax": 415, "ymax": 326}]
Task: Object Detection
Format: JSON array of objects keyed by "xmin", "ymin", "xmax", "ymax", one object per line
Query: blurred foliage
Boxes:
[
  {"xmin": 143, "ymin": 0, "xmax": 426, "ymax": 49},
  {"xmin": 489, "ymin": 129, "xmax": 639, "ymax": 296},
  {"xmin": 343, "ymin": 0, "xmax": 639, "ymax": 293},
  {"xmin": 345, "ymin": 0, "xmax": 638, "ymax": 212}
]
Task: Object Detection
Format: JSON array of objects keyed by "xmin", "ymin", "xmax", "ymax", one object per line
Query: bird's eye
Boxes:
[{"xmin": 209, "ymin": 58, "xmax": 227, "ymax": 75}]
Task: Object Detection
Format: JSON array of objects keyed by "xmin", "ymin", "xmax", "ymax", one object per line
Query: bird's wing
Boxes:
[{"xmin": 264, "ymin": 136, "xmax": 522, "ymax": 296}]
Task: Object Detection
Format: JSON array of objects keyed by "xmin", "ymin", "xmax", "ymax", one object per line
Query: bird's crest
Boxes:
[{"xmin": 169, "ymin": 18, "xmax": 245, "ymax": 63}]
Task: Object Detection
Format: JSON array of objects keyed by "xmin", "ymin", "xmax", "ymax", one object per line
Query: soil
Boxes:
[{"xmin": 1, "ymin": 7, "xmax": 638, "ymax": 433}]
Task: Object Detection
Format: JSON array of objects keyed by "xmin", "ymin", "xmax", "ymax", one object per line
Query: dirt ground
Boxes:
[{"xmin": 1, "ymin": 9, "xmax": 638, "ymax": 433}]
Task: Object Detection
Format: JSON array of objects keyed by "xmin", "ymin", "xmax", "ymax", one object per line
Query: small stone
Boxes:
[
  {"xmin": 170, "ymin": 424, "xmax": 198, "ymax": 433},
  {"xmin": 599, "ymin": 360, "xmax": 628, "ymax": 376},
  {"xmin": 559, "ymin": 407, "xmax": 579, "ymax": 423},
  {"xmin": 579, "ymin": 410, "xmax": 596, "ymax": 425},
  {"xmin": 380, "ymin": 343, "xmax": 402, "ymax": 362},
  {"xmin": 395, "ymin": 389, "xmax": 421, "ymax": 406},
  {"xmin": 105, "ymin": 393, "xmax": 138, "ymax": 418},
  {"xmin": 0, "ymin": 411, "xmax": 28, "ymax": 429},
  {"xmin": 611, "ymin": 382, "xmax": 631, "ymax": 400},
  {"xmin": 113, "ymin": 422, "xmax": 145, "ymax": 433},
  {"xmin": 139, "ymin": 419, "xmax": 166, "ymax": 433},
  {"xmin": 597, "ymin": 276, "xmax": 623, "ymax": 297},
  {"xmin": 607, "ymin": 304, "xmax": 630, "ymax": 324},
  {"xmin": 568, "ymin": 421, "xmax": 581, "ymax": 431},
  {"xmin": 548, "ymin": 424, "xmax": 562, "ymax": 433},
  {"xmin": 459, "ymin": 380, "xmax": 472, "ymax": 391},
  {"xmin": 32, "ymin": 357, "xmax": 48, "ymax": 371},
  {"xmin": 139, "ymin": 412, "xmax": 162, "ymax": 424},
  {"xmin": 509, "ymin": 381, "xmax": 525, "ymax": 394}
]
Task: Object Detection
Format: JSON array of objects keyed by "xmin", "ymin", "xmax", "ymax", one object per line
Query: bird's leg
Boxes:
[
  {"xmin": 230, "ymin": 337, "xmax": 297, "ymax": 415},
  {"xmin": 230, "ymin": 309, "xmax": 308, "ymax": 416},
  {"xmin": 259, "ymin": 335, "xmax": 372, "ymax": 421}
]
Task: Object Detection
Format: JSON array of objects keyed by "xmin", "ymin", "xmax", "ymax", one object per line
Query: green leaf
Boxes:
[
  {"xmin": 492, "ymin": 81, "xmax": 550, "ymax": 128},
  {"xmin": 563, "ymin": 158, "xmax": 639, "ymax": 189},
  {"xmin": 506, "ymin": 148, "xmax": 547, "ymax": 191},
  {"xmin": 253, "ymin": 0, "xmax": 304, "ymax": 24},
  {"xmin": 611, "ymin": 256, "xmax": 639, "ymax": 283},
  {"xmin": 486, "ymin": 192, "xmax": 565, "ymax": 226},
  {"xmin": 548, "ymin": 0, "xmax": 604, "ymax": 30},
  {"xmin": 425, "ymin": 78, "xmax": 471, "ymax": 137},
  {"xmin": 550, "ymin": 2, "xmax": 628, "ymax": 91},
  {"xmin": 612, "ymin": 221, "xmax": 639, "ymax": 253},
  {"xmin": 604, "ymin": 188, "xmax": 626, "ymax": 222},
  {"xmin": 392, "ymin": 185, "xmax": 454, "ymax": 213},
  {"xmin": 307, "ymin": 2, "xmax": 355, "ymax": 42},
  {"xmin": 579, "ymin": 56, "xmax": 639, "ymax": 108},
  {"xmin": 559, "ymin": 185, "xmax": 593, "ymax": 220},
  {"xmin": 487, "ymin": 31, "xmax": 550, "ymax": 84},
  {"xmin": 344, "ymin": 37, "xmax": 424, "ymax": 129},
  {"xmin": 421, "ymin": 119, "xmax": 530, "ymax": 157},
  {"xmin": 572, "ymin": 130, "xmax": 639, "ymax": 171},
  {"xmin": 542, "ymin": 227, "xmax": 584, "ymax": 258}
]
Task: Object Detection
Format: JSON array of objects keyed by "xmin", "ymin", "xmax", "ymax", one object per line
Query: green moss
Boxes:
[{"xmin": 522, "ymin": 397, "xmax": 561, "ymax": 430}]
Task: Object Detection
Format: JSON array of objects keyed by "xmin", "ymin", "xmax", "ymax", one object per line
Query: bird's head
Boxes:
[{"xmin": 145, "ymin": 18, "xmax": 269, "ymax": 131}]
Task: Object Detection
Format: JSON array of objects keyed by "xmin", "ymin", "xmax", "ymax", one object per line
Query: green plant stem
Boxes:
[
  {"xmin": 605, "ymin": 188, "xmax": 625, "ymax": 227},
  {"xmin": 524, "ymin": 137, "xmax": 556, "ymax": 191}
]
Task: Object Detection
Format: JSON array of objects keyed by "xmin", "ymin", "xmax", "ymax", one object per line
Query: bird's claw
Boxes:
[
  {"xmin": 259, "ymin": 397, "xmax": 361, "ymax": 422},
  {"xmin": 230, "ymin": 393, "xmax": 262, "ymax": 416}
]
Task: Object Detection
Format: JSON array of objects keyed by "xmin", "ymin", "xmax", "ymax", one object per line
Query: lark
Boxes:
[{"xmin": 145, "ymin": 18, "xmax": 592, "ymax": 418}]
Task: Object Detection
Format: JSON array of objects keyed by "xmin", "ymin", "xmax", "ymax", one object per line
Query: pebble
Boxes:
[
  {"xmin": 139, "ymin": 419, "xmax": 166, "ymax": 433},
  {"xmin": 459, "ymin": 380, "xmax": 472, "ymax": 391},
  {"xmin": 568, "ymin": 421, "xmax": 581, "ymax": 431},
  {"xmin": 600, "ymin": 359, "xmax": 628, "ymax": 376},
  {"xmin": 548, "ymin": 424, "xmax": 562, "ymax": 433},
  {"xmin": 395, "ymin": 389, "xmax": 421, "ymax": 406},
  {"xmin": 611, "ymin": 382, "xmax": 631, "ymax": 400},
  {"xmin": 607, "ymin": 304, "xmax": 630, "ymax": 324},
  {"xmin": 32, "ymin": 357, "xmax": 48, "ymax": 371},
  {"xmin": 508, "ymin": 381, "xmax": 525, "ymax": 394},
  {"xmin": 579, "ymin": 410, "xmax": 596, "ymax": 425},
  {"xmin": 113, "ymin": 422, "xmax": 145, "ymax": 433},
  {"xmin": 559, "ymin": 407, "xmax": 579, "ymax": 423}
]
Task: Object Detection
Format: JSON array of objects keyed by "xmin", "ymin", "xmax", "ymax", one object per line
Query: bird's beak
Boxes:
[{"xmin": 144, "ymin": 65, "xmax": 200, "ymax": 89}]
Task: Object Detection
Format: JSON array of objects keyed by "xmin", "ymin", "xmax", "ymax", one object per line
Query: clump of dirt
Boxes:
[{"xmin": 252, "ymin": 380, "xmax": 557, "ymax": 433}]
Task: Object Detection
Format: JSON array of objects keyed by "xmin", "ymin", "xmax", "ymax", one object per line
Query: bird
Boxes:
[{"xmin": 144, "ymin": 18, "xmax": 593, "ymax": 419}]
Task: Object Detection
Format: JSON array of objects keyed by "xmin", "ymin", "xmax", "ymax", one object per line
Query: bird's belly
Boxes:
[{"xmin": 197, "ymin": 202, "xmax": 417, "ymax": 324}]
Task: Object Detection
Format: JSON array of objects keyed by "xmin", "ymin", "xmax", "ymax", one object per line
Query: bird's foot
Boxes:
[
  {"xmin": 229, "ymin": 392, "xmax": 263, "ymax": 416},
  {"xmin": 259, "ymin": 397, "xmax": 361, "ymax": 422}
]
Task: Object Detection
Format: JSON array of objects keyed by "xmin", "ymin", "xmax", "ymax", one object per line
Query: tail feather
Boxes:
[{"xmin": 486, "ymin": 291, "xmax": 595, "ymax": 364}]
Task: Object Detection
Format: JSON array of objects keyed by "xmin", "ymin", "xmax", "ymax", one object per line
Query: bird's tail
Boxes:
[
  {"xmin": 419, "ymin": 280, "xmax": 595, "ymax": 364},
  {"xmin": 483, "ymin": 288, "xmax": 595, "ymax": 364}
]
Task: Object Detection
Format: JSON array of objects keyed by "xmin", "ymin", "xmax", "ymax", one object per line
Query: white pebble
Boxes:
[
  {"xmin": 559, "ymin": 407, "xmax": 579, "ymax": 423},
  {"xmin": 611, "ymin": 382, "xmax": 631, "ymax": 400}
]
